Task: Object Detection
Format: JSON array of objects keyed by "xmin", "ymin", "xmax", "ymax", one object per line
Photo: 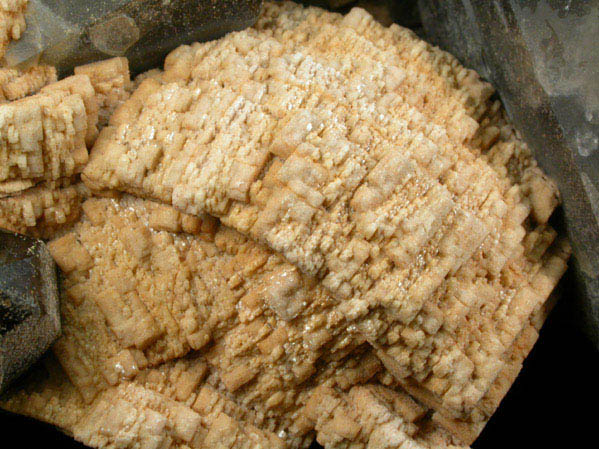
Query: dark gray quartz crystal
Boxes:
[
  {"xmin": 0, "ymin": 230, "xmax": 60, "ymax": 393},
  {"xmin": 5, "ymin": 0, "xmax": 263, "ymax": 76}
]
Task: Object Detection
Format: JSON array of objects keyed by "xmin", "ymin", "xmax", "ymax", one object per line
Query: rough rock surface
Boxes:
[
  {"xmin": 3, "ymin": 351, "xmax": 456, "ymax": 449},
  {"xmin": 83, "ymin": 0, "xmax": 569, "ymax": 423},
  {"xmin": 46, "ymin": 196, "xmax": 365, "ymax": 416},
  {"xmin": 0, "ymin": 191, "xmax": 566, "ymax": 447},
  {"xmin": 0, "ymin": 196, "xmax": 400, "ymax": 448},
  {"xmin": 0, "ymin": 195, "xmax": 470, "ymax": 448}
]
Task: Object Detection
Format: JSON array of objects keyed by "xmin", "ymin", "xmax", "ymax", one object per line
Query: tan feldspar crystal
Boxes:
[
  {"xmin": 0, "ymin": 2, "xmax": 570, "ymax": 448},
  {"xmin": 0, "ymin": 191, "xmax": 566, "ymax": 447},
  {"xmin": 0, "ymin": 90, "xmax": 89, "ymax": 188},
  {"xmin": 74, "ymin": 57, "xmax": 132, "ymax": 129},
  {"xmin": 0, "ymin": 0, "xmax": 27, "ymax": 59},
  {"xmin": 0, "ymin": 57, "xmax": 130, "ymax": 237},
  {"xmin": 83, "ymin": 0, "xmax": 568, "ymax": 423},
  {"xmin": 0, "ymin": 57, "xmax": 131, "ymax": 193},
  {"xmin": 46, "ymin": 196, "xmax": 365, "ymax": 412},
  {"xmin": 0, "ymin": 64, "xmax": 57, "ymax": 103},
  {"xmin": 0, "ymin": 182, "xmax": 88, "ymax": 238}
]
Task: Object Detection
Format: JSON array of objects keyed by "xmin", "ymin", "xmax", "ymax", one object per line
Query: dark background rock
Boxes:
[{"xmin": 0, "ymin": 230, "xmax": 60, "ymax": 393}]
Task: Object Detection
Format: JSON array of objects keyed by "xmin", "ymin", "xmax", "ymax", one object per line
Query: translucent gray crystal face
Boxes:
[
  {"xmin": 0, "ymin": 230, "xmax": 60, "ymax": 392},
  {"xmin": 5, "ymin": 0, "xmax": 263, "ymax": 76}
]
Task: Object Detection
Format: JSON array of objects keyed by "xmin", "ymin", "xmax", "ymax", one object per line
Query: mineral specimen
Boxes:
[
  {"xmin": 0, "ymin": 2, "xmax": 571, "ymax": 448},
  {"xmin": 83, "ymin": 1, "xmax": 569, "ymax": 424}
]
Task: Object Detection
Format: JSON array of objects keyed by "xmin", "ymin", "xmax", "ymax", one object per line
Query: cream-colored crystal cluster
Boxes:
[{"xmin": 0, "ymin": 3, "xmax": 569, "ymax": 449}]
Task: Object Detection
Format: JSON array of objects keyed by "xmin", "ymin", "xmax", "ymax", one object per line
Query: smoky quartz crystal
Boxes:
[{"xmin": 0, "ymin": 230, "xmax": 60, "ymax": 392}]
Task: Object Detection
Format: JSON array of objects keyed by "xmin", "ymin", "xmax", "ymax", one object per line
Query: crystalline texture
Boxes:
[{"xmin": 418, "ymin": 0, "xmax": 599, "ymax": 349}]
